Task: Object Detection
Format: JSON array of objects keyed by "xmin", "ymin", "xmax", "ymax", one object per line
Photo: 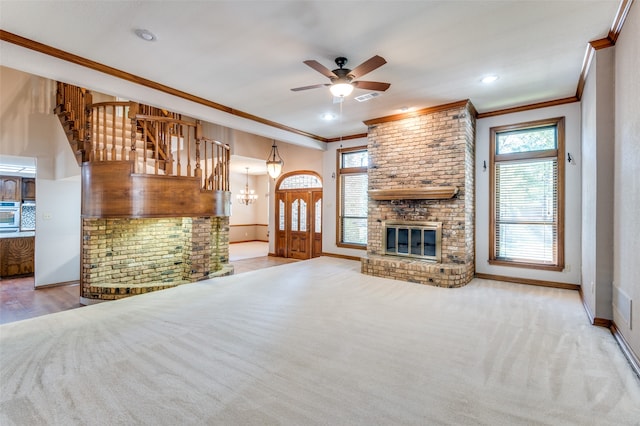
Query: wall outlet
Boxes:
[
  {"xmin": 565, "ymin": 263, "xmax": 571, "ymax": 272},
  {"xmin": 43, "ymin": 212, "xmax": 52, "ymax": 220}
]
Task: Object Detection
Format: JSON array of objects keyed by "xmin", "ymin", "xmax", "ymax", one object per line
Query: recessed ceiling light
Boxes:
[
  {"xmin": 134, "ymin": 29, "xmax": 156, "ymax": 42},
  {"xmin": 481, "ymin": 75, "xmax": 499, "ymax": 84},
  {"xmin": 321, "ymin": 113, "xmax": 336, "ymax": 121},
  {"xmin": 400, "ymin": 106, "xmax": 411, "ymax": 112}
]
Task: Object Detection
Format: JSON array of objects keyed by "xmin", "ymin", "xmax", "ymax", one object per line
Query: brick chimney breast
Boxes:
[{"xmin": 361, "ymin": 101, "xmax": 476, "ymax": 288}]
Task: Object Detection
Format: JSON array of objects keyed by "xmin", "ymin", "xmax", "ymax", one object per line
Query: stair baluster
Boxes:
[{"xmin": 55, "ymin": 81, "xmax": 230, "ymax": 192}]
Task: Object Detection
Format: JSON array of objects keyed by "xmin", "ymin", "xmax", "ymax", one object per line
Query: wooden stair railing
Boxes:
[
  {"xmin": 55, "ymin": 82, "xmax": 91, "ymax": 164},
  {"xmin": 200, "ymin": 137, "xmax": 230, "ymax": 191},
  {"xmin": 55, "ymin": 82, "xmax": 231, "ymax": 192}
]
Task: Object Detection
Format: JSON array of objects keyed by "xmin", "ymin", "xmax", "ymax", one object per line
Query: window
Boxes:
[
  {"xmin": 279, "ymin": 174, "xmax": 322, "ymax": 189},
  {"xmin": 489, "ymin": 117, "xmax": 564, "ymax": 271},
  {"xmin": 337, "ymin": 146, "xmax": 368, "ymax": 248}
]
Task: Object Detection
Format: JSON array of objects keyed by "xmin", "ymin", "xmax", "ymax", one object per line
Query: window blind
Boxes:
[
  {"xmin": 495, "ymin": 158, "xmax": 558, "ymax": 263},
  {"xmin": 340, "ymin": 173, "xmax": 368, "ymax": 245}
]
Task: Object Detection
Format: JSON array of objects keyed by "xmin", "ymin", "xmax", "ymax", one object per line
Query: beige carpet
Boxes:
[{"xmin": 1, "ymin": 257, "xmax": 639, "ymax": 425}]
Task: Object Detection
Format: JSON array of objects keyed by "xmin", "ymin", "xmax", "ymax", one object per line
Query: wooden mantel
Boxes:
[{"xmin": 369, "ymin": 186, "xmax": 458, "ymax": 201}]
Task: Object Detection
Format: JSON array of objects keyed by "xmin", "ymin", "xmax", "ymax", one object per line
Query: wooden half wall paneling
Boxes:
[{"xmin": 81, "ymin": 161, "xmax": 230, "ymax": 218}]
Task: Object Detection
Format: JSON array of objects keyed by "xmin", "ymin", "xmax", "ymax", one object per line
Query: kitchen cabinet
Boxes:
[
  {"xmin": 0, "ymin": 176, "xmax": 22, "ymax": 201},
  {"xmin": 0, "ymin": 235, "xmax": 34, "ymax": 277},
  {"xmin": 1, "ymin": 176, "xmax": 21, "ymax": 200},
  {"xmin": 22, "ymin": 178, "xmax": 36, "ymax": 201}
]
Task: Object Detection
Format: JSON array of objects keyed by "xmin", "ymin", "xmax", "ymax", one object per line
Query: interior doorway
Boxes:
[{"xmin": 274, "ymin": 171, "xmax": 322, "ymax": 260}]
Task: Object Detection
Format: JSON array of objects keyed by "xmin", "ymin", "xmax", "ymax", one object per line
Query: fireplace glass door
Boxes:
[{"xmin": 384, "ymin": 222, "xmax": 442, "ymax": 262}]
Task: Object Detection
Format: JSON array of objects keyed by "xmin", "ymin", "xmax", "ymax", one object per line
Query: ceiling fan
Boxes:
[{"xmin": 291, "ymin": 55, "xmax": 390, "ymax": 98}]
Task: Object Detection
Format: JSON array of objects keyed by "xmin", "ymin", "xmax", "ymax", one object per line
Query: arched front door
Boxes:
[{"xmin": 275, "ymin": 171, "xmax": 322, "ymax": 260}]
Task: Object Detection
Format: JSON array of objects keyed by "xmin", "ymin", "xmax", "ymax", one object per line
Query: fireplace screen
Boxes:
[{"xmin": 384, "ymin": 221, "xmax": 442, "ymax": 262}]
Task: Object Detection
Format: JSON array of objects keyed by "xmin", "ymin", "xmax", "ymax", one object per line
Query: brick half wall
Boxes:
[{"xmin": 81, "ymin": 216, "xmax": 230, "ymax": 300}]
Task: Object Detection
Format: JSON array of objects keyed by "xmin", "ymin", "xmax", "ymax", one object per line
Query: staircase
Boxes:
[
  {"xmin": 54, "ymin": 82, "xmax": 233, "ymax": 303},
  {"xmin": 54, "ymin": 82, "xmax": 231, "ymax": 217}
]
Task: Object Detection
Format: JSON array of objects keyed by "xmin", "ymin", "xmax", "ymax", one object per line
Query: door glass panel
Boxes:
[
  {"xmin": 315, "ymin": 199, "xmax": 322, "ymax": 233},
  {"xmin": 300, "ymin": 199, "xmax": 307, "ymax": 232},
  {"xmin": 291, "ymin": 199, "xmax": 299, "ymax": 232},
  {"xmin": 279, "ymin": 200, "xmax": 285, "ymax": 231}
]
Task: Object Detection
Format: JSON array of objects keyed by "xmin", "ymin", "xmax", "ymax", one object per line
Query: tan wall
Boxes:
[
  {"xmin": 229, "ymin": 224, "xmax": 268, "ymax": 242},
  {"xmin": 581, "ymin": 48, "xmax": 615, "ymax": 321}
]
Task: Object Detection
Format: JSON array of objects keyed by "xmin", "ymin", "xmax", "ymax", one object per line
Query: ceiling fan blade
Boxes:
[
  {"xmin": 303, "ymin": 60, "xmax": 338, "ymax": 79},
  {"xmin": 352, "ymin": 81, "xmax": 391, "ymax": 91},
  {"xmin": 348, "ymin": 55, "xmax": 387, "ymax": 79},
  {"xmin": 290, "ymin": 83, "xmax": 330, "ymax": 92}
]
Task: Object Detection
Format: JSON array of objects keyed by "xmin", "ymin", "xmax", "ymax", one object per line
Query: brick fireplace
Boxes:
[{"xmin": 361, "ymin": 100, "xmax": 476, "ymax": 287}]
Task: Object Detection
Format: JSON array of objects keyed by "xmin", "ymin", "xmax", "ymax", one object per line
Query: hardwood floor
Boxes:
[
  {"xmin": 231, "ymin": 255, "xmax": 298, "ymax": 274},
  {"xmin": 0, "ymin": 276, "xmax": 81, "ymax": 325},
  {"xmin": 0, "ymin": 255, "xmax": 298, "ymax": 325}
]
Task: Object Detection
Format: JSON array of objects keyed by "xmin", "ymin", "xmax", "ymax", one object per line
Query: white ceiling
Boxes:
[{"xmin": 0, "ymin": 0, "xmax": 621, "ymax": 142}]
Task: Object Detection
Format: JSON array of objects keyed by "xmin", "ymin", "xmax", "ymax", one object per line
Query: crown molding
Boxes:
[
  {"xmin": 0, "ymin": 29, "xmax": 329, "ymax": 144},
  {"xmin": 325, "ymin": 133, "xmax": 368, "ymax": 143},
  {"xmin": 575, "ymin": 0, "xmax": 634, "ymax": 99},
  {"xmin": 363, "ymin": 100, "xmax": 470, "ymax": 126},
  {"xmin": 476, "ymin": 97, "xmax": 579, "ymax": 119}
]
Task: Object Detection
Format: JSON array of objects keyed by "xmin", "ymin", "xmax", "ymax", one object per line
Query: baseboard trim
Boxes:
[
  {"xmin": 230, "ymin": 239, "xmax": 268, "ymax": 244},
  {"xmin": 321, "ymin": 252, "xmax": 362, "ymax": 261},
  {"xmin": 35, "ymin": 280, "xmax": 80, "ymax": 289},
  {"xmin": 578, "ymin": 286, "xmax": 596, "ymax": 324},
  {"xmin": 593, "ymin": 317, "xmax": 613, "ymax": 328},
  {"xmin": 611, "ymin": 321, "xmax": 640, "ymax": 379},
  {"xmin": 577, "ymin": 286, "xmax": 612, "ymax": 328},
  {"xmin": 475, "ymin": 273, "xmax": 580, "ymax": 291}
]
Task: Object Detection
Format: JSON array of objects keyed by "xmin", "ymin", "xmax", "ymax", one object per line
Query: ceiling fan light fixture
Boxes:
[
  {"xmin": 330, "ymin": 83, "xmax": 354, "ymax": 98},
  {"xmin": 266, "ymin": 140, "xmax": 284, "ymax": 180}
]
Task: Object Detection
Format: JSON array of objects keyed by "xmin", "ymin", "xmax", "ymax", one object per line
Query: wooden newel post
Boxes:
[
  {"xmin": 195, "ymin": 120, "xmax": 202, "ymax": 181},
  {"xmin": 128, "ymin": 102, "xmax": 139, "ymax": 167},
  {"xmin": 83, "ymin": 90, "xmax": 93, "ymax": 163}
]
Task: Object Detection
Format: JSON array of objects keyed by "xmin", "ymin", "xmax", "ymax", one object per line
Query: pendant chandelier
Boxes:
[
  {"xmin": 266, "ymin": 140, "xmax": 284, "ymax": 179},
  {"xmin": 237, "ymin": 167, "xmax": 258, "ymax": 205}
]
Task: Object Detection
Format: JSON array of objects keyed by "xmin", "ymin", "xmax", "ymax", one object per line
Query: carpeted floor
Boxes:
[{"xmin": 1, "ymin": 257, "xmax": 639, "ymax": 425}]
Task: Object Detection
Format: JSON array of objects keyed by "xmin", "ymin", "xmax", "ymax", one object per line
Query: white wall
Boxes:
[
  {"xmin": 35, "ymin": 177, "xmax": 81, "ymax": 285},
  {"xmin": 321, "ymin": 137, "xmax": 369, "ymax": 259},
  {"xmin": 229, "ymin": 172, "xmax": 269, "ymax": 242},
  {"xmin": 613, "ymin": 2, "xmax": 640, "ymax": 359},
  {"xmin": 0, "ymin": 66, "xmax": 82, "ymax": 287},
  {"xmin": 476, "ymin": 103, "xmax": 582, "ymax": 284},
  {"xmin": 581, "ymin": 47, "xmax": 615, "ymax": 320}
]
